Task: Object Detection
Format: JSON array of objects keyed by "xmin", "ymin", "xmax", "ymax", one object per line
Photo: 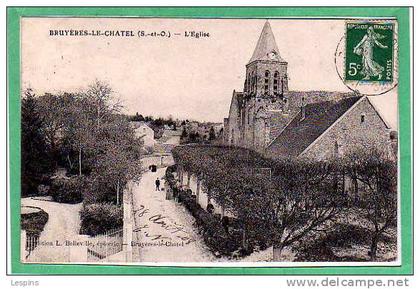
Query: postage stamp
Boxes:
[{"xmin": 345, "ymin": 22, "xmax": 394, "ymax": 82}]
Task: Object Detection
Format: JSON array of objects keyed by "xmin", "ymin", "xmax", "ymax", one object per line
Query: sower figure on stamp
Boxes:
[
  {"xmin": 353, "ymin": 26, "xmax": 388, "ymax": 80},
  {"xmin": 155, "ymin": 178, "xmax": 161, "ymax": 191}
]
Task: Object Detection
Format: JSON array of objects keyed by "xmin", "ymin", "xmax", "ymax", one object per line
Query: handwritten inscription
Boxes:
[{"xmin": 133, "ymin": 204, "xmax": 194, "ymax": 244}]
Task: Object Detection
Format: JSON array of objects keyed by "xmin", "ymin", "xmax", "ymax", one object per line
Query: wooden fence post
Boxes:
[
  {"xmin": 196, "ymin": 176, "xmax": 201, "ymax": 204},
  {"xmin": 123, "ymin": 183, "xmax": 133, "ymax": 263},
  {"xmin": 178, "ymin": 167, "xmax": 183, "ymax": 185},
  {"xmin": 105, "ymin": 231, "xmax": 108, "ymax": 262}
]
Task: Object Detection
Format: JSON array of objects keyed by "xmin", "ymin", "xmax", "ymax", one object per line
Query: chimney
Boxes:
[{"xmin": 300, "ymin": 96, "xmax": 306, "ymax": 121}]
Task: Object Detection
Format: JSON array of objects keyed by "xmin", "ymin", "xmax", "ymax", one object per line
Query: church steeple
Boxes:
[
  {"xmin": 244, "ymin": 21, "xmax": 288, "ymax": 97},
  {"xmin": 249, "ymin": 21, "xmax": 286, "ymax": 64}
]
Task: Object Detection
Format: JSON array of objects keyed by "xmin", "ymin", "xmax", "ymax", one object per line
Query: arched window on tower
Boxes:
[
  {"xmin": 273, "ymin": 71, "xmax": 279, "ymax": 95},
  {"xmin": 264, "ymin": 70, "xmax": 270, "ymax": 95},
  {"xmin": 250, "ymin": 72, "xmax": 254, "ymax": 94},
  {"xmin": 254, "ymin": 73, "xmax": 257, "ymax": 93},
  {"xmin": 282, "ymin": 74, "xmax": 288, "ymax": 94},
  {"xmin": 249, "ymin": 75, "xmax": 252, "ymax": 93}
]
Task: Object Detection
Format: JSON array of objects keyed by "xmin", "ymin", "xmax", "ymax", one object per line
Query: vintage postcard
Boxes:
[{"xmin": 10, "ymin": 8, "xmax": 412, "ymax": 274}]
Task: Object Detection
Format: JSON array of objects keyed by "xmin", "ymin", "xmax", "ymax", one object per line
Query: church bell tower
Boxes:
[
  {"xmin": 240, "ymin": 21, "xmax": 289, "ymax": 151},
  {"xmin": 244, "ymin": 21, "xmax": 288, "ymax": 100}
]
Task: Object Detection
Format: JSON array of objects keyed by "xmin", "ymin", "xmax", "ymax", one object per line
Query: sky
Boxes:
[{"xmin": 21, "ymin": 18, "xmax": 398, "ymax": 128}]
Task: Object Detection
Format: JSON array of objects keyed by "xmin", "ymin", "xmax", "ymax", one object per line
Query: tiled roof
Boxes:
[
  {"xmin": 267, "ymin": 96, "xmax": 362, "ymax": 157},
  {"xmin": 262, "ymin": 91, "xmax": 355, "ymax": 142},
  {"xmin": 131, "ymin": 121, "xmax": 152, "ymax": 129},
  {"xmin": 285, "ymin": 91, "xmax": 356, "ymax": 112},
  {"xmin": 267, "ymin": 110, "xmax": 292, "ymax": 141}
]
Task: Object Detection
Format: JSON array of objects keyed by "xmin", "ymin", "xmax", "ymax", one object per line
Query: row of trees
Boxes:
[
  {"xmin": 180, "ymin": 126, "xmax": 219, "ymax": 144},
  {"xmin": 21, "ymin": 80, "xmax": 143, "ymax": 207},
  {"xmin": 172, "ymin": 145, "xmax": 397, "ymax": 261}
]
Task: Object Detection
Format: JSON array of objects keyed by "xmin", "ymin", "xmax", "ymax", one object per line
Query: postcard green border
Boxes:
[{"xmin": 7, "ymin": 6, "xmax": 413, "ymax": 275}]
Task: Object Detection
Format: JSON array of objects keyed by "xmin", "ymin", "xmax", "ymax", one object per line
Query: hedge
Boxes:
[
  {"xmin": 21, "ymin": 208, "xmax": 49, "ymax": 235},
  {"xmin": 79, "ymin": 203, "xmax": 123, "ymax": 236},
  {"xmin": 177, "ymin": 188, "xmax": 243, "ymax": 257},
  {"xmin": 50, "ymin": 176, "xmax": 84, "ymax": 204},
  {"xmin": 166, "ymin": 167, "xmax": 248, "ymax": 257}
]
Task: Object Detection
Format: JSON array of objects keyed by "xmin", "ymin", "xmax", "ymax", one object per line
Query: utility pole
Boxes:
[{"xmin": 116, "ymin": 179, "xmax": 120, "ymax": 205}]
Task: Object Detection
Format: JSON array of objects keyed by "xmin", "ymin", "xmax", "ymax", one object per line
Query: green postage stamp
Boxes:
[{"xmin": 345, "ymin": 22, "xmax": 395, "ymax": 82}]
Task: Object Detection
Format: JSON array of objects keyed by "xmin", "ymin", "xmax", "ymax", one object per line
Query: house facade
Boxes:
[{"xmin": 131, "ymin": 121, "xmax": 156, "ymax": 148}]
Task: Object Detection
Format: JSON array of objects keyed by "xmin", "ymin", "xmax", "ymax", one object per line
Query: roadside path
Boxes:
[{"xmin": 132, "ymin": 168, "xmax": 218, "ymax": 262}]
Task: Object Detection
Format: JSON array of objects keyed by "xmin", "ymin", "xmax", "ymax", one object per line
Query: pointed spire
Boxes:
[{"xmin": 249, "ymin": 21, "xmax": 286, "ymax": 64}]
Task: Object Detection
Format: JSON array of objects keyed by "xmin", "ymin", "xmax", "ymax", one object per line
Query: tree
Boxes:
[
  {"xmin": 235, "ymin": 159, "xmax": 345, "ymax": 260},
  {"xmin": 37, "ymin": 92, "xmax": 96, "ymax": 174},
  {"xmin": 61, "ymin": 94, "xmax": 97, "ymax": 176},
  {"xmin": 37, "ymin": 92, "xmax": 74, "ymax": 165},
  {"xmin": 85, "ymin": 79, "xmax": 121, "ymax": 128},
  {"xmin": 61, "ymin": 81, "xmax": 119, "ymax": 176},
  {"xmin": 21, "ymin": 89, "xmax": 53, "ymax": 196},
  {"xmin": 21, "ymin": 81, "xmax": 147, "ymax": 251},
  {"xmin": 345, "ymin": 148, "xmax": 397, "ymax": 260},
  {"xmin": 181, "ymin": 127, "xmax": 188, "ymax": 139},
  {"xmin": 188, "ymin": 132, "xmax": 198, "ymax": 143},
  {"xmin": 229, "ymin": 170, "xmax": 271, "ymax": 250},
  {"xmin": 172, "ymin": 145, "xmax": 344, "ymax": 259},
  {"xmin": 209, "ymin": 126, "xmax": 216, "ymax": 141},
  {"xmin": 130, "ymin": 112, "xmax": 145, "ymax": 122},
  {"xmin": 91, "ymin": 114, "xmax": 143, "ymax": 205},
  {"xmin": 73, "ymin": 83, "xmax": 143, "ymax": 204}
]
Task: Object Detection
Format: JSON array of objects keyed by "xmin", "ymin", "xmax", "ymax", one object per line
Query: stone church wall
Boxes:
[{"xmin": 226, "ymin": 93, "xmax": 243, "ymax": 146}]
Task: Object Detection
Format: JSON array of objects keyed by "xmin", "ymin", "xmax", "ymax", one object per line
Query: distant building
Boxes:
[
  {"xmin": 212, "ymin": 123, "xmax": 224, "ymax": 136},
  {"xmin": 187, "ymin": 121, "xmax": 199, "ymax": 132},
  {"xmin": 131, "ymin": 121, "xmax": 156, "ymax": 149},
  {"xmin": 224, "ymin": 21, "xmax": 396, "ymax": 161}
]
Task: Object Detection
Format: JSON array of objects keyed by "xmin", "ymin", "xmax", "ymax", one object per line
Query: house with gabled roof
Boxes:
[{"xmin": 131, "ymin": 121, "xmax": 156, "ymax": 149}]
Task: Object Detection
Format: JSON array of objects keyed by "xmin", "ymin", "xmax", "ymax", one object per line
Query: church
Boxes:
[{"xmin": 224, "ymin": 21, "xmax": 396, "ymax": 161}]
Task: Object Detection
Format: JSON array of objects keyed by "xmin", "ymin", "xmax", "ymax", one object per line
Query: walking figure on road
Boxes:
[{"xmin": 155, "ymin": 178, "xmax": 161, "ymax": 191}]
